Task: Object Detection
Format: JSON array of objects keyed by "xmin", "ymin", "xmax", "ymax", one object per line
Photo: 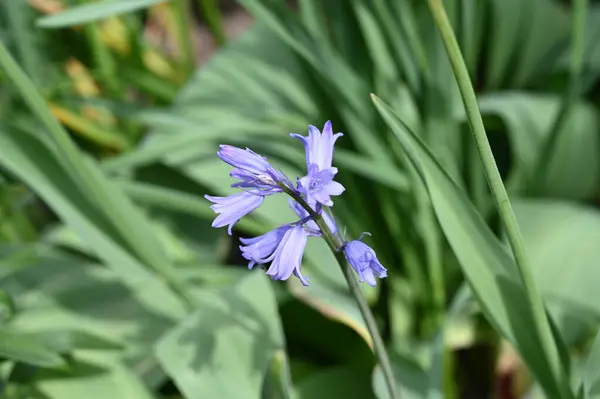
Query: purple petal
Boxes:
[
  {"xmin": 240, "ymin": 225, "xmax": 291, "ymax": 268},
  {"xmin": 343, "ymin": 240, "xmax": 387, "ymax": 286},
  {"xmin": 325, "ymin": 181, "xmax": 345, "ymax": 196},
  {"xmin": 315, "ymin": 167, "xmax": 338, "ymax": 183},
  {"xmin": 205, "ymin": 192, "xmax": 263, "ymax": 235},
  {"xmin": 312, "ymin": 190, "xmax": 333, "ymax": 207},
  {"xmin": 217, "ymin": 145, "xmax": 270, "ymax": 175},
  {"xmin": 266, "ymin": 225, "xmax": 308, "ymax": 283}
]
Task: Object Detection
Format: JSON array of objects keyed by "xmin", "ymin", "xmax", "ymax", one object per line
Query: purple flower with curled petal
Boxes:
[
  {"xmin": 217, "ymin": 145, "xmax": 287, "ymax": 195},
  {"xmin": 205, "ymin": 192, "xmax": 263, "ymax": 235},
  {"xmin": 290, "ymin": 121, "xmax": 343, "ymax": 171},
  {"xmin": 239, "ymin": 225, "xmax": 291, "ymax": 269},
  {"xmin": 291, "ymin": 122, "xmax": 345, "ymax": 207},
  {"xmin": 342, "ymin": 237, "xmax": 387, "ymax": 286},
  {"xmin": 298, "ymin": 164, "xmax": 345, "ymax": 207},
  {"xmin": 265, "ymin": 225, "xmax": 310, "ymax": 286}
]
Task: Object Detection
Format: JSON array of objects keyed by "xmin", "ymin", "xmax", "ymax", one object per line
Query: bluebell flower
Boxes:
[
  {"xmin": 239, "ymin": 225, "xmax": 291, "ymax": 269},
  {"xmin": 264, "ymin": 225, "xmax": 310, "ymax": 286},
  {"xmin": 343, "ymin": 237, "xmax": 387, "ymax": 286},
  {"xmin": 288, "ymin": 199, "xmax": 338, "ymax": 235},
  {"xmin": 290, "ymin": 121, "xmax": 343, "ymax": 171},
  {"xmin": 297, "ymin": 164, "xmax": 345, "ymax": 207},
  {"xmin": 205, "ymin": 192, "xmax": 263, "ymax": 235},
  {"xmin": 218, "ymin": 145, "xmax": 286, "ymax": 195},
  {"xmin": 290, "ymin": 121, "xmax": 345, "ymax": 206}
]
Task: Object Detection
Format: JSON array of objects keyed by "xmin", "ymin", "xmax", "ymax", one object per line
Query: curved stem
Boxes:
[
  {"xmin": 280, "ymin": 185, "xmax": 398, "ymax": 399},
  {"xmin": 426, "ymin": 0, "xmax": 570, "ymax": 397}
]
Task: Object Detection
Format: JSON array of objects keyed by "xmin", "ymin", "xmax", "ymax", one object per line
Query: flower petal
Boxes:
[
  {"xmin": 266, "ymin": 225, "xmax": 308, "ymax": 282},
  {"xmin": 325, "ymin": 181, "xmax": 345, "ymax": 196},
  {"xmin": 205, "ymin": 192, "xmax": 264, "ymax": 235},
  {"xmin": 217, "ymin": 145, "xmax": 270, "ymax": 175}
]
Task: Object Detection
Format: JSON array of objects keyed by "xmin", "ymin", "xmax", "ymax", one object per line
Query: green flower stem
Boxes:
[
  {"xmin": 426, "ymin": 0, "xmax": 569, "ymax": 397},
  {"xmin": 530, "ymin": 0, "xmax": 588, "ymax": 194},
  {"xmin": 280, "ymin": 184, "xmax": 398, "ymax": 399}
]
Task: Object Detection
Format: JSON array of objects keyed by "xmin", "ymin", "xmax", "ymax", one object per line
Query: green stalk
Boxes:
[
  {"xmin": 280, "ymin": 185, "xmax": 398, "ymax": 399},
  {"xmin": 196, "ymin": 0, "xmax": 227, "ymax": 47},
  {"xmin": 529, "ymin": 0, "xmax": 588, "ymax": 193},
  {"xmin": 426, "ymin": 0, "xmax": 570, "ymax": 397},
  {"xmin": 171, "ymin": 0, "xmax": 196, "ymax": 78}
]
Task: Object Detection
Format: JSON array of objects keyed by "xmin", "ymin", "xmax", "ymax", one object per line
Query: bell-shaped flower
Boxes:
[
  {"xmin": 239, "ymin": 225, "xmax": 291, "ymax": 269},
  {"xmin": 264, "ymin": 225, "xmax": 310, "ymax": 286},
  {"xmin": 342, "ymin": 237, "xmax": 387, "ymax": 286},
  {"xmin": 298, "ymin": 164, "xmax": 345, "ymax": 207},
  {"xmin": 217, "ymin": 145, "xmax": 286, "ymax": 195},
  {"xmin": 290, "ymin": 121, "xmax": 343, "ymax": 171},
  {"xmin": 205, "ymin": 192, "xmax": 263, "ymax": 235}
]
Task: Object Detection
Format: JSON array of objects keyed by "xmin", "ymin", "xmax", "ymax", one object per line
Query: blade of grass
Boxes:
[
  {"xmin": 425, "ymin": 0, "xmax": 571, "ymax": 397},
  {"xmin": 37, "ymin": 0, "xmax": 172, "ymax": 28}
]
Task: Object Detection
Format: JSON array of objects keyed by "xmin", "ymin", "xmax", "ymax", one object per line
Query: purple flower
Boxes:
[
  {"xmin": 205, "ymin": 192, "xmax": 263, "ymax": 235},
  {"xmin": 290, "ymin": 121, "xmax": 343, "ymax": 171},
  {"xmin": 288, "ymin": 199, "xmax": 338, "ymax": 235},
  {"xmin": 217, "ymin": 145, "xmax": 285, "ymax": 195},
  {"xmin": 343, "ymin": 238, "xmax": 387, "ymax": 286},
  {"xmin": 265, "ymin": 225, "xmax": 310, "ymax": 286},
  {"xmin": 239, "ymin": 225, "xmax": 291, "ymax": 269},
  {"xmin": 291, "ymin": 122, "xmax": 345, "ymax": 207},
  {"xmin": 298, "ymin": 164, "xmax": 345, "ymax": 207}
]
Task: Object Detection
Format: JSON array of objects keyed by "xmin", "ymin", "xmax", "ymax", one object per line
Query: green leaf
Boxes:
[
  {"xmin": 23, "ymin": 330, "xmax": 123, "ymax": 353},
  {"xmin": 37, "ymin": 0, "xmax": 171, "ymax": 28},
  {"xmin": 155, "ymin": 272, "xmax": 285, "ymax": 399},
  {"xmin": 372, "ymin": 351, "xmax": 429, "ymax": 399},
  {"xmin": 372, "ymin": 95, "xmax": 571, "ymax": 398},
  {"xmin": 478, "ymin": 93, "xmax": 599, "ymax": 199},
  {"xmin": 0, "ymin": 126, "xmax": 186, "ymax": 319},
  {"xmin": 262, "ymin": 350, "xmax": 292, "ymax": 399},
  {"xmin": 0, "ymin": 328, "xmax": 64, "ymax": 367},
  {"xmin": 581, "ymin": 329, "xmax": 600, "ymax": 398},
  {"xmin": 513, "ymin": 199, "xmax": 600, "ymax": 344}
]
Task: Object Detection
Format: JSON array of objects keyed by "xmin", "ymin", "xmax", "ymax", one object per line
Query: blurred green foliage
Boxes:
[{"xmin": 1, "ymin": 0, "xmax": 600, "ymax": 398}]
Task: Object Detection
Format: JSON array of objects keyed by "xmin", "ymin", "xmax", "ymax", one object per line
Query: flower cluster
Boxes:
[{"xmin": 205, "ymin": 121, "xmax": 387, "ymax": 286}]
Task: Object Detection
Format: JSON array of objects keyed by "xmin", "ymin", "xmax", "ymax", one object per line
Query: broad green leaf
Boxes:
[
  {"xmin": 372, "ymin": 95, "xmax": 570, "ymax": 398},
  {"xmin": 35, "ymin": 358, "xmax": 155, "ymax": 399},
  {"xmin": 23, "ymin": 330, "xmax": 123, "ymax": 353},
  {"xmin": 37, "ymin": 0, "xmax": 171, "ymax": 28},
  {"xmin": 478, "ymin": 93, "xmax": 599, "ymax": 199},
  {"xmin": 0, "ymin": 328, "xmax": 64, "ymax": 367},
  {"xmin": 155, "ymin": 272, "xmax": 284, "ymax": 399},
  {"xmin": 513, "ymin": 199, "xmax": 600, "ymax": 344}
]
